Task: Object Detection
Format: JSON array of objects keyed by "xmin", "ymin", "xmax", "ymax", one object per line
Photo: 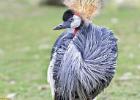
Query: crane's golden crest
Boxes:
[{"xmin": 63, "ymin": 0, "xmax": 102, "ymax": 20}]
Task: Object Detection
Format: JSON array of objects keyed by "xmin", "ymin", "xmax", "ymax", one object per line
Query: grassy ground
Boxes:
[{"xmin": 0, "ymin": 1, "xmax": 140, "ymax": 100}]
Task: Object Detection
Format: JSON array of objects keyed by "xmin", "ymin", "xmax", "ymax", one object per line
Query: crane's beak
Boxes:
[{"xmin": 53, "ymin": 21, "xmax": 71, "ymax": 30}]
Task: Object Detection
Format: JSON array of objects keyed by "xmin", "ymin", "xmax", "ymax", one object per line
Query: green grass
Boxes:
[{"xmin": 0, "ymin": 1, "xmax": 140, "ymax": 100}]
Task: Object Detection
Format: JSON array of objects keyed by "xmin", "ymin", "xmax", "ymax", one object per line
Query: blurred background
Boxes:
[{"xmin": 0, "ymin": 0, "xmax": 140, "ymax": 100}]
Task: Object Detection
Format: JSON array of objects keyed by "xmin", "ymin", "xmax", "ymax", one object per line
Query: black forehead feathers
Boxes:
[{"xmin": 63, "ymin": 9, "xmax": 74, "ymax": 21}]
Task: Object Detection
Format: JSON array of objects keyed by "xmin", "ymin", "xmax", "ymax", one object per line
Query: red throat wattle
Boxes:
[{"xmin": 73, "ymin": 28, "xmax": 79, "ymax": 36}]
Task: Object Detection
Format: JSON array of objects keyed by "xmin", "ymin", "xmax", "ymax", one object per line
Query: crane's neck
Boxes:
[{"xmin": 66, "ymin": 28, "xmax": 79, "ymax": 37}]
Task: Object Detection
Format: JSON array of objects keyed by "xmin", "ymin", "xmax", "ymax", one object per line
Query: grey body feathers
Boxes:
[{"xmin": 49, "ymin": 23, "xmax": 118, "ymax": 100}]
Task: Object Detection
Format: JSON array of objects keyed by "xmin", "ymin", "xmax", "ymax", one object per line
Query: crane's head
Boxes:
[{"xmin": 53, "ymin": 9, "xmax": 83, "ymax": 30}]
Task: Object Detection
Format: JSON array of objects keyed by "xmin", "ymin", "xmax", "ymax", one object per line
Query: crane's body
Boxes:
[{"xmin": 48, "ymin": 0, "xmax": 118, "ymax": 100}]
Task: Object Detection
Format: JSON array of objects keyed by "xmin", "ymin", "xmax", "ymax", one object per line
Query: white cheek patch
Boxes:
[{"xmin": 71, "ymin": 15, "xmax": 81, "ymax": 28}]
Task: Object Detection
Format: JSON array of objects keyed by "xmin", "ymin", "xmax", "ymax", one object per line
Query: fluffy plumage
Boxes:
[{"xmin": 49, "ymin": 23, "xmax": 118, "ymax": 100}]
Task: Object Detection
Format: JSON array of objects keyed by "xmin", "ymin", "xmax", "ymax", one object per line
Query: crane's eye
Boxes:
[{"xmin": 69, "ymin": 18, "xmax": 74, "ymax": 22}]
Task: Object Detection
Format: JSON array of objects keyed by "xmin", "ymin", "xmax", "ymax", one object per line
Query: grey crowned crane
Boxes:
[{"xmin": 47, "ymin": 0, "xmax": 118, "ymax": 100}]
